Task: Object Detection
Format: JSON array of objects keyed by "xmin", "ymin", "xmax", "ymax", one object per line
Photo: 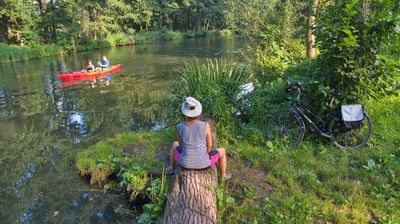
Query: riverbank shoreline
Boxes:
[
  {"xmin": 0, "ymin": 30, "xmax": 235, "ymax": 64},
  {"xmin": 0, "ymin": 38, "xmax": 243, "ymax": 223},
  {"xmin": 75, "ymin": 95, "xmax": 400, "ymax": 223}
]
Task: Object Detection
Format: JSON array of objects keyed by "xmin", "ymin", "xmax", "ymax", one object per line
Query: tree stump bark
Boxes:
[{"xmin": 162, "ymin": 165, "xmax": 218, "ymax": 224}]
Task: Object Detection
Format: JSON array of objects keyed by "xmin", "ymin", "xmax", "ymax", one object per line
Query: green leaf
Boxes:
[
  {"xmin": 368, "ymin": 159, "xmax": 376, "ymax": 168},
  {"xmin": 343, "ymin": 29, "xmax": 352, "ymax": 36},
  {"xmin": 216, "ymin": 188, "xmax": 224, "ymax": 208},
  {"xmin": 226, "ymin": 196, "xmax": 236, "ymax": 204},
  {"xmin": 138, "ymin": 212, "xmax": 150, "ymax": 223}
]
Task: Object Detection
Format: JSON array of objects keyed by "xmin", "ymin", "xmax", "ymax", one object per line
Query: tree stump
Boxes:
[{"xmin": 162, "ymin": 165, "xmax": 218, "ymax": 224}]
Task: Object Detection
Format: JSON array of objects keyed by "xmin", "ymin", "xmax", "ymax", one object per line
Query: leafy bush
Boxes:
[
  {"xmin": 169, "ymin": 59, "xmax": 252, "ymax": 142},
  {"xmin": 107, "ymin": 33, "xmax": 130, "ymax": 47},
  {"xmin": 244, "ymin": 22, "xmax": 306, "ymax": 83},
  {"xmin": 311, "ymin": 0, "xmax": 400, "ymax": 103},
  {"xmin": 134, "ymin": 30, "xmax": 184, "ymax": 43},
  {"xmin": 232, "ymin": 0, "xmax": 306, "ymax": 83},
  {"xmin": 183, "ymin": 31, "xmax": 196, "ymax": 38},
  {"xmin": 241, "ymin": 79, "xmax": 288, "ymax": 127},
  {"xmin": 167, "ymin": 31, "xmax": 184, "ymax": 40},
  {"xmin": 120, "ymin": 169, "xmax": 149, "ymax": 201},
  {"xmin": 139, "ymin": 169, "xmax": 169, "ymax": 223},
  {"xmin": 217, "ymin": 29, "xmax": 234, "ymax": 37},
  {"xmin": 74, "ymin": 39, "xmax": 111, "ymax": 52}
]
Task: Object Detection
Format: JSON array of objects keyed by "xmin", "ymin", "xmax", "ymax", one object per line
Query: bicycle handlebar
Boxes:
[
  {"xmin": 286, "ymin": 85, "xmax": 302, "ymax": 101},
  {"xmin": 286, "ymin": 81, "xmax": 341, "ymax": 107}
]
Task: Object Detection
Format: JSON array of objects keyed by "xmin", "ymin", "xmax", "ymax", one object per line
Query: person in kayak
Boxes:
[
  {"xmin": 97, "ymin": 56, "xmax": 110, "ymax": 70},
  {"xmin": 86, "ymin": 60, "xmax": 95, "ymax": 72},
  {"xmin": 166, "ymin": 97, "xmax": 232, "ymax": 181},
  {"xmin": 81, "ymin": 60, "xmax": 95, "ymax": 72}
]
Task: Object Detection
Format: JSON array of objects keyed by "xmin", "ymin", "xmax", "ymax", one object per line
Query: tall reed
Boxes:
[
  {"xmin": 176, "ymin": 58, "xmax": 252, "ymax": 141},
  {"xmin": 0, "ymin": 43, "xmax": 63, "ymax": 63}
]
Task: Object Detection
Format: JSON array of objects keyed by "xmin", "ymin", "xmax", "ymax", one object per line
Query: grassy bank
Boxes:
[
  {"xmin": 0, "ymin": 30, "xmax": 235, "ymax": 64},
  {"xmin": 0, "ymin": 43, "xmax": 64, "ymax": 63},
  {"xmin": 221, "ymin": 95, "xmax": 400, "ymax": 223},
  {"xmin": 0, "ymin": 37, "xmax": 129, "ymax": 64},
  {"xmin": 133, "ymin": 30, "xmax": 185, "ymax": 43},
  {"xmin": 76, "ymin": 130, "xmax": 175, "ymax": 223},
  {"xmin": 75, "ymin": 95, "xmax": 400, "ymax": 223}
]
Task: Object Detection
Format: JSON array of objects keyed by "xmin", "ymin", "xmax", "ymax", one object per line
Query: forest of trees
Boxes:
[
  {"xmin": 1, "ymin": 0, "xmax": 399, "ymax": 223},
  {"xmin": 0, "ymin": 0, "xmax": 233, "ymax": 45}
]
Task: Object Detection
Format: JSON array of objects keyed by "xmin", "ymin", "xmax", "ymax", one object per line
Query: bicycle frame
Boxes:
[
  {"xmin": 275, "ymin": 83, "xmax": 372, "ymax": 149},
  {"xmin": 290, "ymin": 105, "xmax": 333, "ymax": 139},
  {"xmin": 286, "ymin": 84, "xmax": 343, "ymax": 139}
]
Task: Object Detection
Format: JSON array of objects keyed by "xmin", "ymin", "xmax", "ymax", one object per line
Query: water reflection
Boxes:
[
  {"xmin": 18, "ymin": 196, "xmax": 45, "ymax": 223},
  {"xmin": 0, "ymin": 37, "xmax": 245, "ymax": 223},
  {"xmin": 90, "ymin": 73, "xmax": 112, "ymax": 89},
  {"xmin": 65, "ymin": 111, "xmax": 89, "ymax": 137},
  {"xmin": 13, "ymin": 163, "xmax": 36, "ymax": 199}
]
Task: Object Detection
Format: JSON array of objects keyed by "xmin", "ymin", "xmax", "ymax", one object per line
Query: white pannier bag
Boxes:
[{"xmin": 341, "ymin": 104, "xmax": 364, "ymax": 129}]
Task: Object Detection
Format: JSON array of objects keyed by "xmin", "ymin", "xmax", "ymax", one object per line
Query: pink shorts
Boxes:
[{"xmin": 174, "ymin": 147, "xmax": 220, "ymax": 168}]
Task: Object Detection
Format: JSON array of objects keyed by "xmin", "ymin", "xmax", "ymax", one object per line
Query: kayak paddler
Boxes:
[
  {"xmin": 97, "ymin": 56, "xmax": 110, "ymax": 70},
  {"xmin": 86, "ymin": 60, "xmax": 95, "ymax": 71},
  {"xmin": 81, "ymin": 60, "xmax": 95, "ymax": 72}
]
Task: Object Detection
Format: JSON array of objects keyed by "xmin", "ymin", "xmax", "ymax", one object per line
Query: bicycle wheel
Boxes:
[
  {"xmin": 329, "ymin": 112, "xmax": 372, "ymax": 149},
  {"xmin": 266, "ymin": 109, "xmax": 305, "ymax": 147}
]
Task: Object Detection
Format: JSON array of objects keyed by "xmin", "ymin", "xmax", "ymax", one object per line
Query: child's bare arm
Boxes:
[
  {"xmin": 206, "ymin": 122, "xmax": 212, "ymax": 152},
  {"xmin": 176, "ymin": 130, "xmax": 182, "ymax": 147}
]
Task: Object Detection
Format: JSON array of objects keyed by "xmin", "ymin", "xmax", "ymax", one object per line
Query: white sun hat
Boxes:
[{"xmin": 181, "ymin": 97, "xmax": 202, "ymax": 117}]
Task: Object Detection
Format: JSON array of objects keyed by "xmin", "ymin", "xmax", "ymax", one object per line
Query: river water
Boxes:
[{"xmin": 0, "ymin": 37, "xmax": 244, "ymax": 223}]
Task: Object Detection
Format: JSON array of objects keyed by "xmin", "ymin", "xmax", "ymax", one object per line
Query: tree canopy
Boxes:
[{"xmin": 0, "ymin": 0, "xmax": 230, "ymax": 45}]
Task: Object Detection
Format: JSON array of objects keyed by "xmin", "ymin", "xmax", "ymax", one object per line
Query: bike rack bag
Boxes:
[{"xmin": 341, "ymin": 104, "xmax": 364, "ymax": 129}]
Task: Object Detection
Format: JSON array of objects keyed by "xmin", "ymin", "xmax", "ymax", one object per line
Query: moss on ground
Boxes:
[{"xmin": 76, "ymin": 130, "xmax": 174, "ymax": 185}]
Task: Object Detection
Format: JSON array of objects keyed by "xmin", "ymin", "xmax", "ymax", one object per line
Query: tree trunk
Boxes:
[
  {"xmin": 204, "ymin": 19, "xmax": 209, "ymax": 31},
  {"xmin": 5, "ymin": 21, "xmax": 11, "ymax": 44},
  {"xmin": 51, "ymin": 18, "xmax": 57, "ymax": 42},
  {"xmin": 187, "ymin": 11, "xmax": 190, "ymax": 30},
  {"xmin": 37, "ymin": 0, "xmax": 49, "ymax": 43},
  {"xmin": 82, "ymin": 10, "xmax": 89, "ymax": 40},
  {"xmin": 363, "ymin": 0, "xmax": 371, "ymax": 19},
  {"xmin": 15, "ymin": 30, "xmax": 21, "ymax": 45},
  {"xmin": 162, "ymin": 166, "xmax": 218, "ymax": 224},
  {"xmin": 306, "ymin": 0, "xmax": 319, "ymax": 59},
  {"xmin": 93, "ymin": 9, "xmax": 97, "ymax": 40},
  {"xmin": 49, "ymin": 0, "xmax": 57, "ymax": 42},
  {"xmin": 37, "ymin": 0, "xmax": 45, "ymax": 13}
]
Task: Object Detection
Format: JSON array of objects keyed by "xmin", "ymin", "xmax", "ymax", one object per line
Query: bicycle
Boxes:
[{"xmin": 266, "ymin": 84, "xmax": 372, "ymax": 149}]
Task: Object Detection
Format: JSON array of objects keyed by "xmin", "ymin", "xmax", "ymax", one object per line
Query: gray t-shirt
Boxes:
[{"xmin": 176, "ymin": 120, "xmax": 211, "ymax": 169}]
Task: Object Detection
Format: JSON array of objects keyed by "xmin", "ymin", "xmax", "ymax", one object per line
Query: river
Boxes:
[{"xmin": 0, "ymin": 37, "xmax": 244, "ymax": 223}]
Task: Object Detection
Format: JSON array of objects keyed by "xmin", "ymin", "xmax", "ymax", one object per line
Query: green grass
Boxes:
[
  {"xmin": 75, "ymin": 79, "xmax": 399, "ymax": 223},
  {"xmin": 0, "ymin": 43, "xmax": 64, "ymax": 63},
  {"xmin": 76, "ymin": 129, "xmax": 174, "ymax": 222},
  {"xmin": 220, "ymin": 95, "xmax": 400, "ymax": 223},
  {"xmin": 0, "ymin": 29, "xmax": 236, "ymax": 63},
  {"xmin": 0, "ymin": 37, "xmax": 122, "ymax": 64},
  {"xmin": 0, "ymin": 31, "xmax": 160, "ymax": 63},
  {"xmin": 134, "ymin": 31, "xmax": 185, "ymax": 43},
  {"xmin": 76, "ymin": 130, "xmax": 174, "ymax": 185}
]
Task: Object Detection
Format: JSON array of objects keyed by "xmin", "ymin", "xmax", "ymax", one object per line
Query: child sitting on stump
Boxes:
[{"xmin": 166, "ymin": 97, "xmax": 232, "ymax": 181}]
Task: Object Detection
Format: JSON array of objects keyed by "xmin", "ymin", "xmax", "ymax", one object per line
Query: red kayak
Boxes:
[
  {"xmin": 60, "ymin": 74, "xmax": 109, "ymax": 88},
  {"xmin": 58, "ymin": 64, "xmax": 122, "ymax": 80}
]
